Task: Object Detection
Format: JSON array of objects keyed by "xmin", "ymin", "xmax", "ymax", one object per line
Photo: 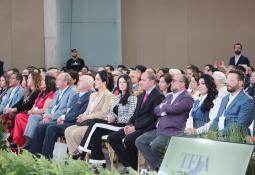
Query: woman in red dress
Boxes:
[{"xmin": 12, "ymin": 75, "xmax": 56, "ymax": 147}]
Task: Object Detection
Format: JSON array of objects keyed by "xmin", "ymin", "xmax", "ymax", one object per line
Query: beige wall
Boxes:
[
  {"xmin": 122, "ymin": 0, "xmax": 255, "ymax": 70},
  {"xmin": 0, "ymin": 0, "xmax": 44, "ymax": 71}
]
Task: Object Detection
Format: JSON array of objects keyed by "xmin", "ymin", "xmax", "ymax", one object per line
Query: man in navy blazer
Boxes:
[
  {"xmin": 135, "ymin": 73, "xmax": 194, "ymax": 171},
  {"xmin": 229, "ymin": 43, "xmax": 250, "ymax": 66},
  {"xmin": 0, "ymin": 73, "xmax": 23, "ymax": 114},
  {"xmin": 211, "ymin": 69, "xmax": 254, "ymax": 136},
  {"xmin": 42, "ymin": 75, "xmax": 94, "ymax": 159},
  {"xmin": 30, "ymin": 73, "xmax": 76, "ymax": 155}
]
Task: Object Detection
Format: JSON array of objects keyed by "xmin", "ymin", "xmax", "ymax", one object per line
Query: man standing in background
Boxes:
[
  {"xmin": 229, "ymin": 43, "xmax": 250, "ymax": 66},
  {"xmin": 66, "ymin": 48, "xmax": 85, "ymax": 72}
]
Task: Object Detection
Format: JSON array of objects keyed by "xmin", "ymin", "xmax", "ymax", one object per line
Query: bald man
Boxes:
[{"xmin": 41, "ymin": 75, "xmax": 94, "ymax": 159}]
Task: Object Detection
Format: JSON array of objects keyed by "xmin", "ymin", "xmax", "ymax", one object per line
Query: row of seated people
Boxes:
[{"xmin": 0, "ymin": 66, "xmax": 254, "ymax": 173}]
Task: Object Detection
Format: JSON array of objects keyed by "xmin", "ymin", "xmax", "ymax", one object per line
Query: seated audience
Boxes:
[
  {"xmin": 67, "ymin": 70, "xmax": 79, "ymax": 91},
  {"xmin": 136, "ymin": 73, "xmax": 193, "ymax": 171},
  {"xmin": 212, "ymin": 71, "xmax": 228, "ymax": 98},
  {"xmin": 0, "ymin": 74, "xmax": 10, "ymax": 103},
  {"xmin": 185, "ymin": 74, "xmax": 220, "ymax": 135},
  {"xmin": 203, "ymin": 64, "xmax": 216, "ymax": 76},
  {"xmin": 0, "ymin": 73, "xmax": 23, "ymax": 115},
  {"xmin": 9, "ymin": 72, "xmax": 41, "ymax": 146},
  {"xmin": 210, "ymin": 69, "xmax": 254, "ymax": 136},
  {"xmin": 75, "ymin": 74, "xmax": 137, "ymax": 163},
  {"xmin": 158, "ymin": 73, "xmax": 172, "ymax": 96},
  {"xmin": 42, "ymin": 75, "xmax": 94, "ymax": 159},
  {"xmin": 30, "ymin": 73, "xmax": 75, "ymax": 155},
  {"xmin": 246, "ymin": 71, "xmax": 255, "ymax": 99},
  {"xmin": 186, "ymin": 64, "xmax": 199, "ymax": 82},
  {"xmin": 13, "ymin": 75, "xmax": 56, "ymax": 148},
  {"xmin": 156, "ymin": 68, "xmax": 169, "ymax": 83},
  {"xmin": 64, "ymin": 70, "xmax": 114, "ymax": 157},
  {"xmin": 188, "ymin": 73, "xmax": 200, "ymax": 100},
  {"xmin": 107, "ymin": 71, "xmax": 164, "ymax": 171}
]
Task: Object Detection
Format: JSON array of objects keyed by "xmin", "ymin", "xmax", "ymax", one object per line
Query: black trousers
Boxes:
[
  {"xmin": 107, "ymin": 128, "xmax": 143, "ymax": 170},
  {"xmin": 42, "ymin": 123, "xmax": 74, "ymax": 159},
  {"xmin": 79, "ymin": 119, "xmax": 125, "ymax": 162}
]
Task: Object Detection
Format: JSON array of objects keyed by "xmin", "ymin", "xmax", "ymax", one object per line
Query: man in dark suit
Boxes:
[
  {"xmin": 42, "ymin": 75, "xmax": 94, "ymax": 159},
  {"xmin": 229, "ymin": 43, "xmax": 250, "ymax": 66},
  {"xmin": 136, "ymin": 73, "xmax": 194, "ymax": 171},
  {"xmin": 107, "ymin": 71, "xmax": 164, "ymax": 170}
]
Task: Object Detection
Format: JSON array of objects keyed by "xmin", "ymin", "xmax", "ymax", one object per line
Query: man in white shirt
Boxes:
[{"xmin": 0, "ymin": 73, "xmax": 23, "ymax": 114}]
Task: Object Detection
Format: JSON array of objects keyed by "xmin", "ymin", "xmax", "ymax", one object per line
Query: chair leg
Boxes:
[
  {"xmin": 108, "ymin": 143, "xmax": 117, "ymax": 170},
  {"xmin": 137, "ymin": 151, "xmax": 146, "ymax": 175},
  {"xmin": 84, "ymin": 153, "xmax": 90, "ymax": 163}
]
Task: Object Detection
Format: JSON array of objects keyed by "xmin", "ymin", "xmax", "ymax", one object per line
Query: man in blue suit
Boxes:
[
  {"xmin": 30, "ymin": 73, "xmax": 76, "ymax": 155},
  {"xmin": 229, "ymin": 43, "xmax": 250, "ymax": 66},
  {"xmin": 0, "ymin": 73, "xmax": 23, "ymax": 114},
  {"xmin": 42, "ymin": 75, "xmax": 94, "ymax": 159},
  {"xmin": 211, "ymin": 69, "xmax": 254, "ymax": 136}
]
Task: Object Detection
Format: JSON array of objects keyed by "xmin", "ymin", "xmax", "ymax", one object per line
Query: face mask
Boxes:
[{"xmin": 235, "ymin": 51, "xmax": 241, "ymax": 55}]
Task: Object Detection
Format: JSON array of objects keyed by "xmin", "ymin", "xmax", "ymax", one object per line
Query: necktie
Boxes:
[{"xmin": 142, "ymin": 93, "xmax": 149, "ymax": 104}]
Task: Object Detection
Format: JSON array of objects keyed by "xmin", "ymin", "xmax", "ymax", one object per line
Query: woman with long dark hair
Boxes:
[
  {"xmin": 12, "ymin": 75, "xmax": 56, "ymax": 147},
  {"xmin": 72, "ymin": 74, "xmax": 137, "ymax": 163},
  {"xmin": 158, "ymin": 73, "xmax": 172, "ymax": 96},
  {"xmin": 185, "ymin": 74, "xmax": 220, "ymax": 135}
]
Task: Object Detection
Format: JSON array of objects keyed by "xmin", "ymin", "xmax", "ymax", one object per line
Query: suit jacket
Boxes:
[
  {"xmin": 154, "ymin": 90, "xmax": 194, "ymax": 136},
  {"xmin": 45, "ymin": 86, "xmax": 75, "ymax": 121},
  {"xmin": 247, "ymin": 84, "xmax": 255, "ymax": 100},
  {"xmin": 0, "ymin": 85, "xmax": 23, "ymax": 114},
  {"xmin": 128, "ymin": 87, "xmax": 165, "ymax": 132},
  {"xmin": 64, "ymin": 91, "xmax": 92, "ymax": 123},
  {"xmin": 229, "ymin": 55, "xmax": 250, "ymax": 66},
  {"xmin": 211, "ymin": 90, "xmax": 254, "ymax": 135},
  {"xmin": 83, "ymin": 89, "xmax": 114, "ymax": 119}
]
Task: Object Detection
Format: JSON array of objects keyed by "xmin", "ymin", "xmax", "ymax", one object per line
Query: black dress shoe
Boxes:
[
  {"xmin": 72, "ymin": 150, "xmax": 85, "ymax": 160},
  {"xmin": 21, "ymin": 143, "xmax": 30, "ymax": 150}
]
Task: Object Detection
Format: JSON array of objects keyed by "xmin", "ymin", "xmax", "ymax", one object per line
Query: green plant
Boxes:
[
  {"xmin": 0, "ymin": 150, "xmax": 137, "ymax": 175},
  {"xmin": 0, "ymin": 123, "xmax": 7, "ymax": 150}
]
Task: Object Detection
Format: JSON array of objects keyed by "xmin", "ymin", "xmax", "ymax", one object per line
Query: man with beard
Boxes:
[
  {"xmin": 229, "ymin": 43, "xmax": 250, "ymax": 66},
  {"xmin": 66, "ymin": 48, "xmax": 85, "ymax": 72},
  {"xmin": 210, "ymin": 69, "xmax": 254, "ymax": 136}
]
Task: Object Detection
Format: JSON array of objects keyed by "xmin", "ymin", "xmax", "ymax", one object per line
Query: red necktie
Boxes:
[{"xmin": 143, "ymin": 93, "xmax": 149, "ymax": 104}]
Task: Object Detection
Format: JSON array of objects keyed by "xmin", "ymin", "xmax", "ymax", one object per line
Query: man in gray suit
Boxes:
[
  {"xmin": 135, "ymin": 73, "xmax": 194, "ymax": 171},
  {"xmin": 30, "ymin": 73, "xmax": 75, "ymax": 155},
  {"xmin": 211, "ymin": 69, "xmax": 254, "ymax": 135},
  {"xmin": 0, "ymin": 73, "xmax": 23, "ymax": 114},
  {"xmin": 42, "ymin": 75, "xmax": 94, "ymax": 159}
]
